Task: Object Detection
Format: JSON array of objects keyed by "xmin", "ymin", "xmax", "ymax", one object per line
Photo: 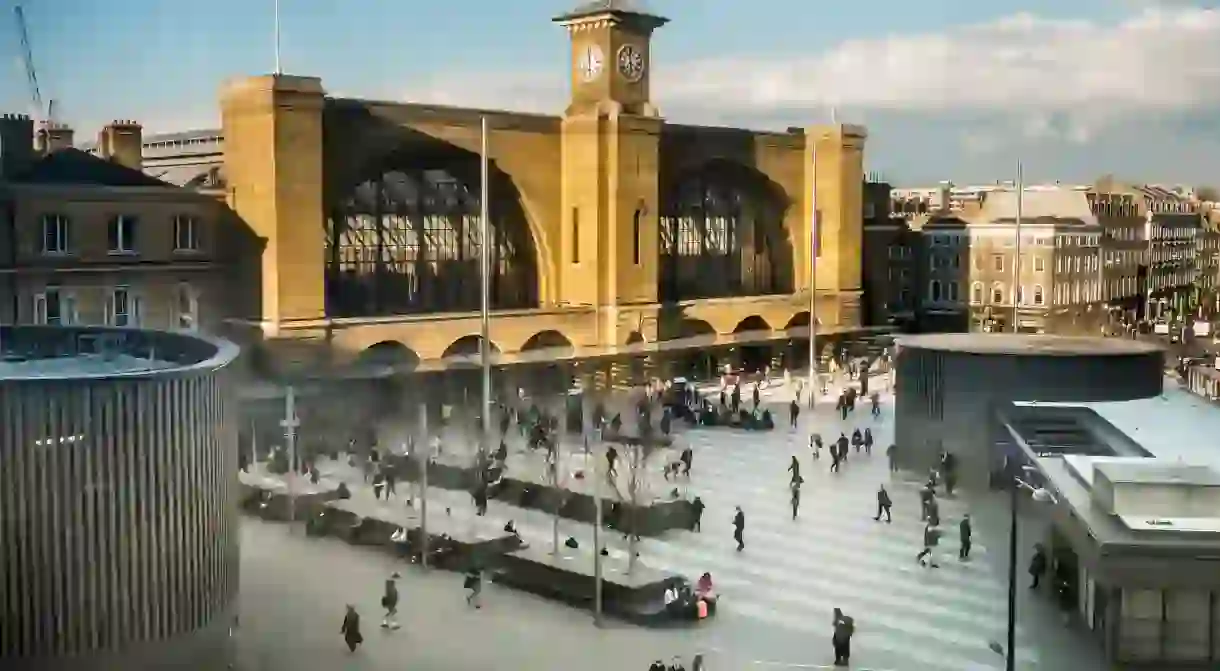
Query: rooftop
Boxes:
[
  {"xmin": 0, "ymin": 353, "xmax": 175, "ymax": 378},
  {"xmin": 11, "ymin": 148, "xmax": 173, "ymax": 188},
  {"xmin": 0, "ymin": 325, "xmax": 238, "ymax": 381},
  {"xmin": 1093, "ymin": 461, "xmax": 1220, "ymax": 487},
  {"xmin": 898, "ymin": 333, "xmax": 1162, "ymax": 357}
]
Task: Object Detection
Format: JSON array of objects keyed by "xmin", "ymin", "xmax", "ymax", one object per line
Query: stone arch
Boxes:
[
  {"xmin": 442, "ymin": 335, "xmax": 501, "ymax": 358},
  {"xmin": 520, "ymin": 330, "xmax": 575, "ymax": 355},
  {"xmin": 731, "ymin": 315, "xmax": 773, "ymax": 334},
  {"xmin": 658, "ymin": 159, "xmax": 795, "ymax": 301},
  {"xmin": 678, "ymin": 319, "xmax": 717, "ymax": 337},
  {"xmin": 785, "ymin": 312, "xmax": 811, "ymax": 328},
  {"xmin": 356, "ymin": 340, "xmax": 421, "ymax": 373},
  {"xmin": 323, "ymin": 135, "xmax": 543, "ymax": 318}
]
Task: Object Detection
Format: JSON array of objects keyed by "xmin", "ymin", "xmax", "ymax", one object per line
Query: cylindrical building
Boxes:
[{"xmin": 0, "ymin": 326, "xmax": 241, "ymax": 670}]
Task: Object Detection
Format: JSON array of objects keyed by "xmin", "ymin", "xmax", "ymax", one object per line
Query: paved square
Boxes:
[{"xmin": 235, "ymin": 383, "xmax": 1109, "ymax": 670}]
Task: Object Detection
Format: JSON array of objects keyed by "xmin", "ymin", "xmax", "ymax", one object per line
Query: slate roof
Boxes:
[{"xmin": 11, "ymin": 148, "xmax": 172, "ymax": 188}]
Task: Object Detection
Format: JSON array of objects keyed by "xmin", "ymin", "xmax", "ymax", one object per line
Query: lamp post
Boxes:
[
  {"xmin": 1004, "ymin": 464, "xmax": 1058, "ymax": 671},
  {"xmin": 280, "ymin": 385, "xmax": 300, "ymax": 526}
]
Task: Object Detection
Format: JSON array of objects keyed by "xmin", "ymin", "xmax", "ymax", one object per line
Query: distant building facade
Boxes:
[
  {"xmin": 911, "ymin": 188, "xmax": 1105, "ymax": 335},
  {"xmin": 0, "ymin": 115, "xmax": 237, "ymax": 335},
  {"xmin": 861, "ymin": 179, "xmax": 917, "ymax": 330}
]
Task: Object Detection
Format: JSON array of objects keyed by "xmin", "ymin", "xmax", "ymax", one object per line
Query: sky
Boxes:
[{"xmin": 3, "ymin": 0, "xmax": 1219, "ymax": 185}]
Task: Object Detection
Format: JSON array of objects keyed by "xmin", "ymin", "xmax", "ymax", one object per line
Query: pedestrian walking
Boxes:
[
  {"xmin": 340, "ymin": 605, "xmax": 363, "ymax": 652},
  {"xmin": 380, "ymin": 574, "xmax": 400, "ymax": 629},
  {"xmin": 1029, "ymin": 544, "xmax": 1048, "ymax": 589},
  {"xmin": 788, "ymin": 455, "xmax": 801, "ymax": 486},
  {"xmin": 863, "ymin": 428, "xmax": 873, "ymax": 455},
  {"xmin": 788, "ymin": 399, "xmax": 800, "ymax": 428},
  {"xmin": 874, "ymin": 485, "xmax": 892, "ymax": 523},
  {"xmin": 959, "ymin": 514, "xmax": 973, "ymax": 560},
  {"xmin": 809, "ymin": 433, "xmax": 822, "ymax": 460},
  {"xmin": 916, "ymin": 522, "xmax": 942, "ymax": 568},
  {"xmin": 886, "ymin": 443, "xmax": 898, "ymax": 472},
  {"xmin": 690, "ymin": 496, "xmax": 704, "ymax": 531},
  {"xmin": 790, "ymin": 480, "xmax": 802, "ymax": 520},
  {"xmin": 732, "ymin": 506, "xmax": 745, "ymax": 552},
  {"xmin": 919, "ymin": 483, "xmax": 935, "ymax": 521},
  {"xmin": 464, "ymin": 566, "xmax": 484, "ymax": 608}
]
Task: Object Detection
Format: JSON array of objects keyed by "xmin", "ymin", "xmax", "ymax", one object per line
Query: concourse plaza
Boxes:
[
  {"xmin": 893, "ymin": 333, "xmax": 1164, "ymax": 487},
  {"xmin": 234, "ymin": 375, "xmax": 1106, "ymax": 671}
]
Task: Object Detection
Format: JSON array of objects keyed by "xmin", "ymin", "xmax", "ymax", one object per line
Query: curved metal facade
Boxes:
[{"xmin": 0, "ymin": 327, "xmax": 240, "ymax": 670}]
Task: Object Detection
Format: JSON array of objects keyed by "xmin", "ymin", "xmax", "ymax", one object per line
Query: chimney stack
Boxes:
[
  {"xmin": 97, "ymin": 119, "xmax": 143, "ymax": 171},
  {"xmin": 35, "ymin": 121, "xmax": 74, "ymax": 154},
  {"xmin": 0, "ymin": 113, "xmax": 35, "ymax": 178}
]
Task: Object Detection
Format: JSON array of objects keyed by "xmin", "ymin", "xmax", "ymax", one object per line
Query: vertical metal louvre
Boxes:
[{"xmin": 0, "ymin": 345, "xmax": 239, "ymax": 661}]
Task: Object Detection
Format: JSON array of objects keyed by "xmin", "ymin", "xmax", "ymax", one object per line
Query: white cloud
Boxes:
[{"xmin": 402, "ymin": 6, "xmax": 1220, "ymax": 141}]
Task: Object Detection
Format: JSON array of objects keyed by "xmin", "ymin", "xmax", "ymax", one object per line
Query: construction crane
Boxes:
[{"xmin": 14, "ymin": 4, "xmax": 53, "ymax": 125}]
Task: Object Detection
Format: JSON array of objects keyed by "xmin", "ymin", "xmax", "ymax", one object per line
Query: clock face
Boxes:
[
  {"xmin": 577, "ymin": 45, "xmax": 604, "ymax": 83},
  {"xmin": 617, "ymin": 44, "xmax": 645, "ymax": 83}
]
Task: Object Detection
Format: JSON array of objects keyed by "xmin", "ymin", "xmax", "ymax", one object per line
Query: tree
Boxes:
[{"xmin": 624, "ymin": 396, "xmax": 659, "ymax": 574}]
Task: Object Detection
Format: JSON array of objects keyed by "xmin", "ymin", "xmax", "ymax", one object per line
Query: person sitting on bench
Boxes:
[{"xmin": 695, "ymin": 572, "xmax": 717, "ymax": 614}]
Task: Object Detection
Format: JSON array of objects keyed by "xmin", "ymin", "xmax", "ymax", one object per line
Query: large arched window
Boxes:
[
  {"xmin": 326, "ymin": 168, "xmax": 536, "ymax": 317},
  {"xmin": 658, "ymin": 162, "xmax": 791, "ymax": 301}
]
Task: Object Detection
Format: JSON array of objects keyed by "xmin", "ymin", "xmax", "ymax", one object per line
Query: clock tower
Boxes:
[
  {"xmin": 553, "ymin": 0, "xmax": 667, "ymax": 344},
  {"xmin": 554, "ymin": 0, "xmax": 667, "ymax": 116}
]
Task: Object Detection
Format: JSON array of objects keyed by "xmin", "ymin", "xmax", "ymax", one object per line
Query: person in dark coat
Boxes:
[
  {"xmin": 863, "ymin": 428, "xmax": 874, "ymax": 455},
  {"xmin": 732, "ymin": 506, "xmax": 745, "ymax": 551},
  {"xmin": 690, "ymin": 496, "xmax": 705, "ymax": 531},
  {"xmin": 680, "ymin": 446, "xmax": 693, "ymax": 477},
  {"xmin": 874, "ymin": 485, "xmax": 892, "ymax": 523},
  {"xmin": 380, "ymin": 575, "xmax": 400, "ymax": 629},
  {"xmin": 788, "ymin": 455, "xmax": 802, "ymax": 486},
  {"xmin": 832, "ymin": 607, "xmax": 855, "ymax": 666},
  {"xmin": 1029, "ymin": 544, "xmax": 1048, "ymax": 589},
  {"xmin": 649, "ymin": 661, "xmax": 666, "ymax": 671},
  {"xmin": 959, "ymin": 514, "xmax": 973, "ymax": 560},
  {"xmin": 788, "ymin": 399, "xmax": 800, "ymax": 428},
  {"xmin": 340, "ymin": 605, "xmax": 363, "ymax": 652}
]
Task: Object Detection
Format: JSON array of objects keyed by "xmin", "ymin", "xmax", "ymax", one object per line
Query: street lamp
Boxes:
[{"xmin": 1003, "ymin": 464, "xmax": 1058, "ymax": 671}]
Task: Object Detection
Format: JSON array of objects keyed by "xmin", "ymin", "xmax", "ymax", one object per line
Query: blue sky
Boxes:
[{"xmin": 4, "ymin": 0, "xmax": 1219, "ymax": 184}]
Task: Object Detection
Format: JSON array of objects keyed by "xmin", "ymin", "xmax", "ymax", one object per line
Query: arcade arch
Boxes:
[
  {"xmin": 659, "ymin": 160, "xmax": 794, "ymax": 302},
  {"xmin": 326, "ymin": 159, "xmax": 538, "ymax": 319}
]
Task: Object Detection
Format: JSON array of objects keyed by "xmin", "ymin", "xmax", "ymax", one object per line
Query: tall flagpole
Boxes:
[
  {"xmin": 1011, "ymin": 161, "xmax": 1024, "ymax": 333},
  {"xmin": 807, "ymin": 144, "xmax": 819, "ymax": 408},
  {"xmin": 479, "ymin": 117, "xmax": 492, "ymax": 467},
  {"xmin": 273, "ymin": 0, "xmax": 282, "ymax": 75}
]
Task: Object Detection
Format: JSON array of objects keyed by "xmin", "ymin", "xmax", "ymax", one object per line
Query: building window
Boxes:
[
  {"xmin": 971, "ymin": 282, "xmax": 983, "ymax": 304},
  {"xmin": 632, "ymin": 209, "xmax": 642, "ymax": 265},
  {"xmin": 174, "ymin": 215, "xmax": 201, "ymax": 251},
  {"xmin": 107, "ymin": 287, "xmax": 142, "ymax": 327},
  {"xmin": 993, "ymin": 254, "xmax": 1004, "ymax": 271},
  {"xmin": 571, "ymin": 208, "xmax": 580, "ymax": 264},
  {"xmin": 992, "ymin": 283, "xmax": 1004, "ymax": 304},
  {"xmin": 108, "ymin": 215, "xmax": 139, "ymax": 254},
  {"xmin": 176, "ymin": 283, "xmax": 199, "ymax": 330},
  {"xmin": 929, "ymin": 280, "xmax": 942, "ymax": 302},
  {"xmin": 947, "ymin": 281, "xmax": 959, "ymax": 302},
  {"xmin": 1034, "ymin": 257, "xmax": 1044, "ymax": 272},
  {"xmin": 1033, "ymin": 284, "xmax": 1044, "ymax": 305},
  {"xmin": 41, "ymin": 214, "xmax": 70, "ymax": 254},
  {"xmin": 33, "ymin": 287, "xmax": 76, "ymax": 325}
]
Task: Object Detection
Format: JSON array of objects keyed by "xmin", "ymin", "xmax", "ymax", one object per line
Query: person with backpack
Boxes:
[{"xmin": 832, "ymin": 607, "xmax": 855, "ymax": 666}]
